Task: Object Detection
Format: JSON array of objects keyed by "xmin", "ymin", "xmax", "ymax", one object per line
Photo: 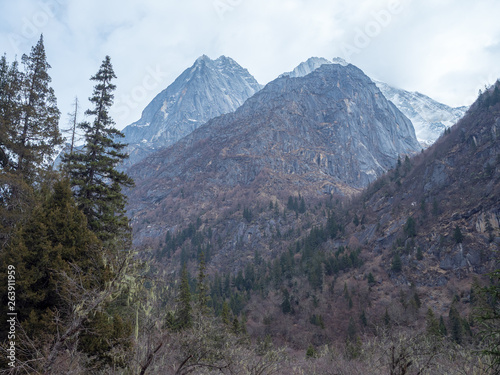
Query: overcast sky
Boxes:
[{"xmin": 1, "ymin": 0, "xmax": 499, "ymax": 130}]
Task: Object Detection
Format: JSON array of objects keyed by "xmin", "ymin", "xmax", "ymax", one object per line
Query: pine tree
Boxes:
[
  {"xmin": 221, "ymin": 301, "xmax": 231, "ymax": 326},
  {"xmin": 0, "ymin": 54, "xmax": 21, "ymax": 171},
  {"xmin": 449, "ymin": 305, "xmax": 463, "ymax": 344},
  {"xmin": 384, "ymin": 308, "xmax": 391, "ymax": 326},
  {"xmin": 232, "ymin": 316, "xmax": 240, "ymax": 334},
  {"xmin": 306, "ymin": 344, "xmax": 317, "ymax": 358},
  {"xmin": 63, "ymin": 56, "xmax": 133, "ymax": 241},
  {"xmin": 391, "ymin": 253, "xmax": 402, "ymax": 272},
  {"xmin": 453, "ymin": 225, "xmax": 464, "ymax": 244},
  {"xmin": 281, "ymin": 288, "xmax": 292, "ymax": 314},
  {"xmin": 413, "ymin": 292, "xmax": 421, "ymax": 309},
  {"xmin": 360, "ymin": 310, "xmax": 367, "ymax": 327},
  {"xmin": 426, "ymin": 308, "xmax": 440, "ymax": 337},
  {"xmin": 0, "ymin": 179, "xmax": 105, "ymax": 341},
  {"xmin": 176, "ymin": 265, "xmax": 192, "ymax": 330},
  {"xmin": 367, "ymin": 272, "xmax": 376, "ymax": 286},
  {"xmin": 439, "ymin": 316, "xmax": 448, "ymax": 336},
  {"xmin": 15, "ymin": 35, "xmax": 62, "ymax": 183},
  {"xmin": 404, "ymin": 216, "xmax": 417, "ymax": 238},
  {"xmin": 196, "ymin": 252, "xmax": 209, "ymax": 315}
]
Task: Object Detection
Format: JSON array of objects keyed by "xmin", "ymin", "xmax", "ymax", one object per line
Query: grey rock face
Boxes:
[
  {"xmin": 282, "ymin": 57, "xmax": 467, "ymax": 146},
  {"xmin": 128, "ymin": 63, "xmax": 422, "ymax": 213},
  {"xmin": 121, "ymin": 55, "xmax": 262, "ymax": 166}
]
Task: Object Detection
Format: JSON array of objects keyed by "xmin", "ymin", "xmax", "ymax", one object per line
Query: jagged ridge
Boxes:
[{"xmin": 121, "ymin": 55, "xmax": 262, "ymax": 166}]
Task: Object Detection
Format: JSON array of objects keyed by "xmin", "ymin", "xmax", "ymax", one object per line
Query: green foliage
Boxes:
[
  {"xmin": 404, "ymin": 216, "xmax": 417, "ymax": 238},
  {"xmin": 425, "ymin": 308, "xmax": 440, "ymax": 337},
  {"xmin": 448, "ymin": 305, "xmax": 463, "ymax": 344},
  {"xmin": 453, "ymin": 225, "xmax": 464, "ymax": 244},
  {"xmin": 232, "ymin": 316, "xmax": 240, "ymax": 334},
  {"xmin": 360, "ymin": 310, "xmax": 367, "ymax": 327},
  {"xmin": 413, "ymin": 292, "xmax": 421, "ymax": 309},
  {"xmin": 287, "ymin": 194, "xmax": 306, "ymax": 214},
  {"xmin": 196, "ymin": 252, "xmax": 209, "ymax": 315},
  {"xmin": 221, "ymin": 301, "xmax": 231, "ymax": 326},
  {"xmin": 243, "ymin": 207, "xmax": 253, "ymax": 222},
  {"xmin": 309, "ymin": 314, "xmax": 325, "ymax": 329},
  {"xmin": 78, "ymin": 311, "xmax": 132, "ymax": 370},
  {"xmin": 353, "ymin": 213, "xmax": 360, "ymax": 227},
  {"xmin": 391, "ymin": 253, "xmax": 402, "ymax": 273},
  {"xmin": 306, "ymin": 344, "xmax": 317, "ymax": 358},
  {"xmin": 439, "ymin": 316, "xmax": 448, "ymax": 337},
  {"xmin": 474, "ymin": 270, "xmax": 500, "ymax": 372},
  {"xmin": 281, "ymin": 288, "xmax": 292, "ymax": 314},
  {"xmin": 384, "ymin": 308, "xmax": 391, "ymax": 326},
  {"xmin": 416, "ymin": 247, "xmax": 424, "ymax": 260},
  {"xmin": 367, "ymin": 272, "xmax": 376, "ymax": 286},
  {"xmin": 0, "ymin": 36, "xmax": 62, "ymax": 184},
  {"xmin": 0, "ymin": 180, "xmax": 106, "ymax": 340},
  {"xmin": 63, "ymin": 56, "xmax": 133, "ymax": 241},
  {"xmin": 347, "ymin": 316, "xmax": 357, "ymax": 341},
  {"xmin": 176, "ymin": 266, "xmax": 193, "ymax": 330}
]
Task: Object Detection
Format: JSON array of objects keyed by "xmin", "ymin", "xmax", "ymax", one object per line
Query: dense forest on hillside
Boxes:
[{"xmin": 0, "ymin": 38, "xmax": 499, "ymax": 374}]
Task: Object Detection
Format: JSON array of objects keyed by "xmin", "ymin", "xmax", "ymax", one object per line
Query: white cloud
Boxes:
[{"xmin": 1, "ymin": 0, "xmax": 499, "ymax": 129}]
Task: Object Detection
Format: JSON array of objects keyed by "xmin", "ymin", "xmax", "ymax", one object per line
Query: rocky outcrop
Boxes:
[
  {"xmin": 121, "ymin": 55, "xmax": 261, "ymax": 166},
  {"xmin": 281, "ymin": 57, "xmax": 467, "ymax": 146},
  {"xmin": 346, "ymin": 81, "xmax": 500, "ymax": 286}
]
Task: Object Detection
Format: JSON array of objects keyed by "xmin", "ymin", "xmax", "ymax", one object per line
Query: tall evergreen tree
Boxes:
[
  {"xmin": 196, "ymin": 252, "xmax": 209, "ymax": 315},
  {"xmin": 15, "ymin": 35, "xmax": 62, "ymax": 183},
  {"xmin": 176, "ymin": 265, "xmax": 193, "ymax": 330},
  {"xmin": 0, "ymin": 179, "xmax": 105, "ymax": 342},
  {"xmin": 0, "ymin": 54, "xmax": 22, "ymax": 171},
  {"xmin": 453, "ymin": 225, "xmax": 464, "ymax": 244},
  {"xmin": 449, "ymin": 305, "xmax": 463, "ymax": 344},
  {"xmin": 63, "ymin": 56, "xmax": 133, "ymax": 241},
  {"xmin": 221, "ymin": 301, "xmax": 231, "ymax": 326}
]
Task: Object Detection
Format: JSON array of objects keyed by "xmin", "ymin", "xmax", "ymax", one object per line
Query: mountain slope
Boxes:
[
  {"xmin": 127, "ymin": 63, "xmax": 421, "ymax": 247},
  {"xmin": 347, "ymin": 82, "xmax": 500, "ymax": 288},
  {"xmin": 121, "ymin": 55, "xmax": 261, "ymax": 166},
  {"xmin": 282, "ymin": 57, "xmax": 467, "ymax": 146},
  {"xmin": 374, "ymin": 80, "xmax": 468, "ymax": 146}
]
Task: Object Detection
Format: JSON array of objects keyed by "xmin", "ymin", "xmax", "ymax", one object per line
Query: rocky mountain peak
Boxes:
[
  {"xmin": 280, "ymin": 56, "xmax": 332, "ymax": 78},
  {"xmin": 282, "ymin": 57, "xmax": 467, "ymax": 146},
  {"xmin": 120, "ymin": 55, "xmax": 261, "ymax": 167},
  {"xmin": 126, "ymin": 62, "xmax": 421, "ymax": 246}
]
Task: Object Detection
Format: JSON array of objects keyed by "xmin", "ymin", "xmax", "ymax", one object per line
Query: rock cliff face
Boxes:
[
  {"xmin": 127, "ymin": 63, "xmax": 421, "ymax": 244},
  {"xmin": 121, "ymin": 55, "xmax": 261, "ymax": 166},
  {"xmin": 282, "ymin": 57, "xmax": 467, "ymax": 146}
]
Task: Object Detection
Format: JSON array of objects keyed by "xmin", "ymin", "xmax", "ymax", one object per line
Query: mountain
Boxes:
[
  {"xmin": 279, "ymin": 56, "xmax": 348, "ymax": 79},
  {"xmin": 282, "ymin": 57, "xmax": 467, "ymax": 146},
  {"xmin": 374, "ymin": 80, "xmax": 468, "ymax": 146},
  {"xmin": 347, "ymin": 81, "xmax": 500, "ymax": 287},
  {"xmin": 126, "ymin": 63, "xmax": 421, "ymax": 248},
  {"xmin": 120, "ymin": 55, "xmax": 262, "ymax": 166}
]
